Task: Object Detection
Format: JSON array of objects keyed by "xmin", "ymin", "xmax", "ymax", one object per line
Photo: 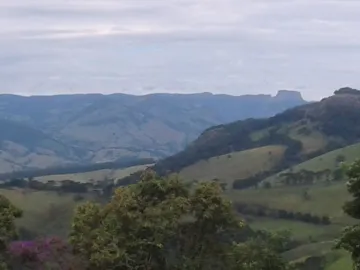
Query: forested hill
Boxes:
[{"xmin": 154, "ymin": 87, "xmax": 360, "ymax": 175}]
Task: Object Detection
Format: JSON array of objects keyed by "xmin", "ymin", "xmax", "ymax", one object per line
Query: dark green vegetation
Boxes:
[
  {"xmin": 1, "ymin": 172, "xmax": 293, "ymax": 269},
  {"xmin": 337, "ymin": 159, "xmax": 360, "ymax": 269},
  {"xmin": 0, "ymin": 91, "xmax": 305, "ymax": 172}
]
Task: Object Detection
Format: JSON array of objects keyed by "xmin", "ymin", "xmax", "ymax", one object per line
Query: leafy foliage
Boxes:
[
  {"xmin": 0, "ymin": 195, "xmax": 22, "ymax": 269},
  {"xmin": 69, "ymin": 170, "xmax": 289, "ymax": 270},
  {"xmin": 337, "ymin": 159, "xmax": 360, "ymax": 269}
]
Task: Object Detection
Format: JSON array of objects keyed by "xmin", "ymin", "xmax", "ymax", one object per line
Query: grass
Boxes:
[
  {"xmin": 0, "ymin": 188, "xmax": 91, "ymax": 237},
  {"xmin": 179, "ymin": 145, "xmax": 286, "ymax": 185},
  {"xmin": 325, "ymin": 253, "xmax": 352, "ymax": 270},
  {"xmin": 34, "ymin": 164, "xmax": 150, "ymax": 183},
  {"xmin": 265, "ymin": 142, "xmax": 360, "ymax": 185},
  {"xmin": 226, "ymin": 179, "xmax": 356, "ymax": 266},
  {"xmin": 249, "ymin": 218, "xmax": 342, "ymax": 242},
  {"xmin": 228, "ymin": 182, "xmax": 351, "ymax": 222},
  {"xmin": 289, "ymin": 126, "xmax": 327, "ymax": 154}
]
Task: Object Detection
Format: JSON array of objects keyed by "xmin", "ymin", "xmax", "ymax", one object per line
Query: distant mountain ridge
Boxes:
[{"xmin": 0, "ymin": 90, "xmax": 306, "ymax": 173}]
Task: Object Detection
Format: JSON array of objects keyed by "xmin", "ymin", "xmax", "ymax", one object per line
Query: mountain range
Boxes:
[{"xmin": 0, "ymin": 90, "xmax": 306, "ymax": 173}]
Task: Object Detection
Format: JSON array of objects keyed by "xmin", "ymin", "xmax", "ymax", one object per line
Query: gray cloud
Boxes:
[{"xmin": 1, "ymin": 0, "xmax": 360, "ymax": 99}]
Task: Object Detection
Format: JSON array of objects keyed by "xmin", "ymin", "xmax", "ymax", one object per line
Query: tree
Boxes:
[
  {"xmin": 302, "ymin": 189, "xmax": 311, "ymax": 201},
  {"xmin": 0, "ymin": 195, "xmax": 22, "ymax": 269},
  {"xmin": 263, "ymin": 182, "xmax": 272, "ymax": 189},
  {"xmin": 332, "ymin": 167, "xmax": 345, "ymax": 182},
  {"xmin": 337, "ymin": 160, "xmax": 360, "ymax": 269},
  {"xmin": 69, "ymin": 170, "xmax": 288, "ymax": 270},
  {"xmin": 336, "ymin": 154, "xmax": 346, "ymax": 164},
  {"xmin": 228, "ymin": 240, "xmax": 290, "ymax": 270}
]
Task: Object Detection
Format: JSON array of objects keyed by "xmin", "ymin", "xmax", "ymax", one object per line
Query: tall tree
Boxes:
[
  {"xmin": 337, "ymin": 160, "xmax": 360, "ymax": 269},
  {"xmin": 0, "ymin": 195, "xmax": 22, "ymax": 269},
  {"xmin": 69, "ymin": 171, "xmax": 289, "ymax": 270}
]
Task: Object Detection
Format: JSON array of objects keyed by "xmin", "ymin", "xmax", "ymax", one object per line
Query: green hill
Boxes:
[
  {"xmin": 179, "ymin": 145, "xmax": 286, "ymax": 186},
  {"xmin": 264, "ymin": 142, "xmax": 360, "ymax": 186},
  {"xmin": 155, "ymin": 88, "xmax": 360, "ymax": 183},
  {"xmin": 131, "ymin": 88, "xmax": 360, "ymax": 269}
]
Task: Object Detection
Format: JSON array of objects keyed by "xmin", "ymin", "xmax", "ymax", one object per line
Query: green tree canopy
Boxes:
[
  {"xmin": 337, "ymin": 159, "xmax": 360, "ymax": 269},
  {"xmin": 70, "ymin": 170, "xmax": 289, "ymax": 270},
  {"xmin": 0, "ymin": 195, "xmax": 22, "ymax": 269}
]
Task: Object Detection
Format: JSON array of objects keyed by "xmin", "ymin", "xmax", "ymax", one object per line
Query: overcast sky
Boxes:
[{"xmin": 1, "ymin": 0, "xmax": 360, "ymax": 100}]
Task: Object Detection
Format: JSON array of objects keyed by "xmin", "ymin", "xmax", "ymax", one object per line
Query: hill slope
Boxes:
[
  {"xmin": 0, "ymin": 119, "xmax": 87, "ymax": 172},
  {"xmin": 155, "ymin": 87, "xmax": 360, "ymax": 180},
  {"xmin": 0, "ymin": 90, "xmax": 306, "ymax": 172}
]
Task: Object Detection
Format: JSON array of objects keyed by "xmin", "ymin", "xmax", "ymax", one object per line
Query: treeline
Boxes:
[
  {"xmin": 279, "ymin": 168, "xmax": 345, "ymax": 186},
  {"xmin": 234, "ymin": 202, "xmax": 331, "ymax": 225},
  {"xmin": 0, "ymin": 178, "xmax": 114, "ymax": 198},
  {"xmin": 0, "ymin": 157, "xmax": 154, "ymax": 181}
]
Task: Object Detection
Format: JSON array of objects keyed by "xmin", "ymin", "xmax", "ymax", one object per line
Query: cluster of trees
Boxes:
[
  {"xmin": 337, "ymin": 159, "xmax": 360, "ymax": 269},
  {"xmin": 232, "ymin": 174, "xmax": 266, "ymax": 190},
  {"xmin": 279, "ymin": 167, "xmax": 345, "ymax": 186},
  {"xmin": 234, "ymin": 202, "xmax": 331, "ymax": 225},
  {"xmin": 0, "ymin": 177, "xmax": 115, "ymax": 199},
  {"xmin": 0, "ymin": 171, "xmax": 294, "ymax": 269}
]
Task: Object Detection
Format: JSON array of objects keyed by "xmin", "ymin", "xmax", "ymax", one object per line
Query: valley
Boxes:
[
  {"xmin": 0, "ymin": 91, "xmax": 306, "ymax": 172},
  {"xmin": 0, "ymin": 87, "xmax": 360, "ymax": 269}
]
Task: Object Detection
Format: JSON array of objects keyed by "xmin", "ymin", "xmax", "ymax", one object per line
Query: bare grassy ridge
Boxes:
[
  {"xmin": 179, "ymin": 145, "xmax": 286, "ymax": 185},
  {"xmin": 34, "ymin": 164, "xmax": 151, "ymax": 183}
]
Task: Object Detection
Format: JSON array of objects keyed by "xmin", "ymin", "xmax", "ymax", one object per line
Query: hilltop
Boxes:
[
  {"xmin": 0, "ymin": 90, "xmax": 305, "ymax": 172},
  {"xmin": 155, "ymin": 88, "xmax": 360, "ymax": 179}
]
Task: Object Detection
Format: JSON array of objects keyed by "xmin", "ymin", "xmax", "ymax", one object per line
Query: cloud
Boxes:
[{"xmin": 1, "ymin": 0, "xmax": 360, "ymax": 99}]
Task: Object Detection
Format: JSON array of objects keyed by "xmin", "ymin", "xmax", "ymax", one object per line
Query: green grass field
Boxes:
[
  {"xmin": 179, "ymin": 145, "xmax": 286, "ymax": 185},
  {"xmin": 228, "ymin": 182, "xmax": 351, "ymax": 222},
  {"xmin": 0, "ymin": 188, "xmax": 92, "ymax": 237},
  {"xmin": 325, "ymin": 253, "xmax": 352, "ymax": 270},
  {"xmin": 226, "ymin": 179, "xmax": 355, "ymax": 268},
  {"xmin": 34, "ymin": 164, "xmax": 151, "ymax": 183},
  {"xmin": 265, "ymin": 142, "xmax": 360, "ymax": 185}
]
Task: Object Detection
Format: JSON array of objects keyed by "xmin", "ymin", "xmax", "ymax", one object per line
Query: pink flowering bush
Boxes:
[{"xmin": 8, "ymin": 237, "xmax": 84, "ymax": 270}]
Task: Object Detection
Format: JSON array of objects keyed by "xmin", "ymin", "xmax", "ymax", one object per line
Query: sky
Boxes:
[{"xmin": 1, "ymin": 1, "xmax": 360, "ymax": 100}]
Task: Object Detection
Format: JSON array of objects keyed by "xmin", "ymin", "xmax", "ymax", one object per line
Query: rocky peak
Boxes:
[{"xmin": 274, "ymin": 90, "xmax": 304, "ymax": 102}]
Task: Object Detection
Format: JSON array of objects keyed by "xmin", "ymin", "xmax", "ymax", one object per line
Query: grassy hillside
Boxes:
[
  {"xmin": 0, "ymin": 119, "xmax": 86, "ymax": 173},
  {"xmin": 155, "ymin": 89, "xmax": 360, "ymax": 186},
  {"xmin": 0, "ymin": 188, "xmax": 84, "ymax": 238},
  {"xmin": 228, "ymin": 182, "xmax": 351, "ymax": 223},
  {"xmin": 179, "ymin": 145, "xmax": 286, "ymax": 185},
  {"xmin": 35, "ymin": 164, "xmax": 150, "ymax": 183},
  {"xmin": 265, "ymin": 142, "xmax": 360, "ymax": 186},
  {"xmin": 227, "ymin": 181, "xmax": 353, "ymax": 269}
]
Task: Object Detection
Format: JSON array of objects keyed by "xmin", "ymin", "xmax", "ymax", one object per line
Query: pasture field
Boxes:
[
  {"xmin": 179, "ymin": 145, "xmax": 286, "ymax": 185},
  {"xmin": 34, "ymin": 164, "xmax": 151, "ymax": 183}
]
